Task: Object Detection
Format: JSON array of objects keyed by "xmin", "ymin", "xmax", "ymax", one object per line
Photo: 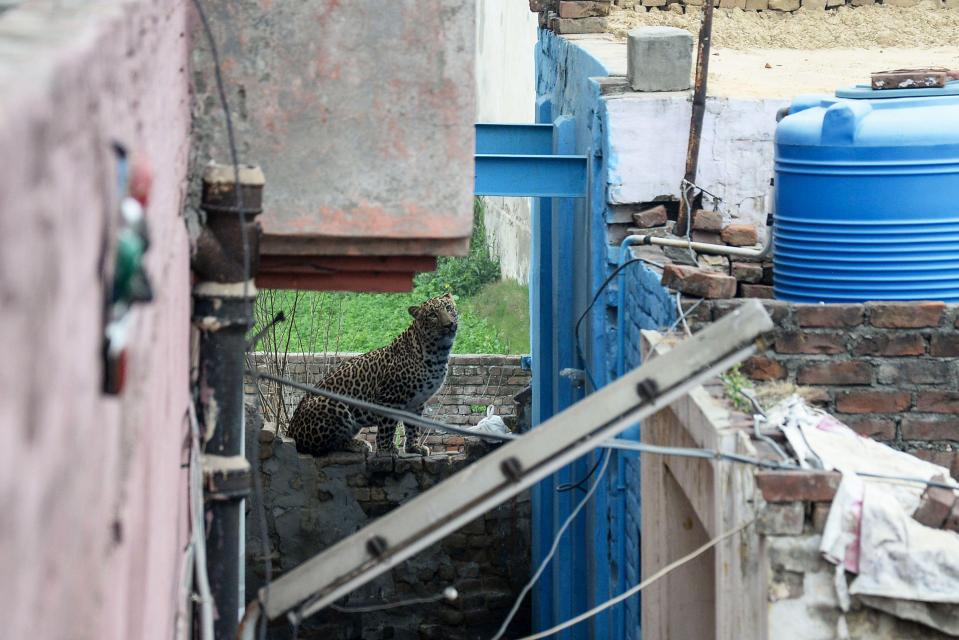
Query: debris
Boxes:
[
  {"xmin": 721, "ymin": 223, "xmax": 759, "ymax": 246},
  {"xmin": 631, "ymin": 204, "xmax": 668, "ymax": 228},
  {"xmin": 661, "ymin": 264, "xmax": 737, "ymax": 298}
]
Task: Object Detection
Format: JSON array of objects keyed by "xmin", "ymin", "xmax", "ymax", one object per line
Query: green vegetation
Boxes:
[
  {"xmin": 721, "ymin": 364, "xmax": 754, "ymax": 413},
  {"xmin": 253, "ymin": 199, "xmax": 530, "ymax": 355}
]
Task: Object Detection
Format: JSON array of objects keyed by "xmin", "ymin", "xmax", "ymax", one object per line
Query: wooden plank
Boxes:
[{"xmin": 260, "ymin": 299, "xmax": 773, "ymax": 620}]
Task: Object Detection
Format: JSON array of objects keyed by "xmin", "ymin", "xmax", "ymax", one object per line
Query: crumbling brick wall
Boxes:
[
  {"xmin": 247, "ymin": 354, "xmax": 531, "ymax": 453},
  {"xmin": 246, "ymin": 411, "xmax": 531, "ymax": 640},
  {"xmin": 681, "ymin": 299, "xmax": 959, "ymax": 478},
  {"xmin": 757, "ymin": 471, "xmax": 957, "ymax": 639}
]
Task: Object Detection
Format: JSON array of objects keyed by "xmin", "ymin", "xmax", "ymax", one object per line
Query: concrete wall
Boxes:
[
  {"xmin": 191, "ymin": 0, "xmax": 476, "ymax": 264},
  {"xmin": 246, "ymin": 408, "xmax": 532, "ymax": 640},
  {"xmin": 475, "ymin": 0, "xmax": 538, "ymax": 282},
  {"xmin": 247, "ymin": 353, "xmax": 531, "ymax": 453},
  {"xmin": 0, "ymin": 2, "xmax": 193, "ymax": 638}
]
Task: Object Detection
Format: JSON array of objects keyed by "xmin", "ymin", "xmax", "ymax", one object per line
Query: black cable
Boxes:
[
  {"xmin": 573, "ymin": 258, "xmax": 650, "ymax": 398},
  {"xmin": 555, "ymin": 455, "xmax": 602, "ymax": 494},
  {"xmin": 191, "ymin": 2, "xmax": 271, "ymax": 638}
]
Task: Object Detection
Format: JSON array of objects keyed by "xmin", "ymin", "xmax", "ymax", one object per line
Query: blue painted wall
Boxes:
[{"xmin": 531, "ymin": 29, "xmax": 677, "ymax": 640}]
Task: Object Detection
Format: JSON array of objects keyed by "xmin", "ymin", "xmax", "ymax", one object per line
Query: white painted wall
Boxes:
[
  {"xmin": 475, "ymin": 0, "xmax": 538, "ymax": 282},
  {"xmin": 605, "ymin": 93, "xmax": 785, "ymax": 229}
]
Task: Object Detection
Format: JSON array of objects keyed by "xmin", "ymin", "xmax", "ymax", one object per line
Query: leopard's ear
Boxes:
[{"xmin": 408, "ymin": 306, "xmax": 419, "ymax": 319}]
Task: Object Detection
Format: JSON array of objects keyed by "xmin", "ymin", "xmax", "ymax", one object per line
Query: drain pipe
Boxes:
[{"xmin": 192, "ymin": 163, "xmax": 265, "ymax": 640}]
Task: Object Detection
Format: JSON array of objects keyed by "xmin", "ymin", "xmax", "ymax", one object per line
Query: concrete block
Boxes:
[
  {"xmin": 627, "ymin": 27, "xmax": 694, "ymax": 92},
  {"xmin": 758, "ymin": 501, "xmax": 805, "ymax": 535},
  {"xmin": 768, "ymin": 0, "xmax": 801, "ymax": 8},
  {"xmin": 745, "ymin": 0, "xmax": 769, "ymax": 8}
]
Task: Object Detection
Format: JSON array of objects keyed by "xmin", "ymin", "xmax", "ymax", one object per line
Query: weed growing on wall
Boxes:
[{"xmin": 721, "ymin": 365, "xmax": 754, "ymax": 413}]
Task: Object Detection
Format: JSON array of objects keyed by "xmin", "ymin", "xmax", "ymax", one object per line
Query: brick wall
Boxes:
[
  {"xmin": 682, "ymin": 299, "xmax": 959, "ymax": 478},
  {"xmin": 246, "ymin": 405, "xmax": 531, "ymax": 640},
  {"xmin": 247, "ymin": 354, "xmax": 531, "ymax": 453},
  {"xmin": 535, "ymin": 0, "xmax": 943, "ymax": 36}
]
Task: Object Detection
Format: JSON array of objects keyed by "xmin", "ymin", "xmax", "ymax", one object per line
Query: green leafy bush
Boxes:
[{"xmin": 412, "ymin": 199, "xmax": 500, "ymax": 299}]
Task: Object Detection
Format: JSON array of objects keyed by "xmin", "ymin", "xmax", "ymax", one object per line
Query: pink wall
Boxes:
[{"xmin": 0, "ymin": 2, "xmax": 193, "ymax": 638}]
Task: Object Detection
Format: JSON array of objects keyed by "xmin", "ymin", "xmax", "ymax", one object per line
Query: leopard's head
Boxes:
[{"xmin": 408, "ymin": 293, "xmax": 458, "ymax": 341}]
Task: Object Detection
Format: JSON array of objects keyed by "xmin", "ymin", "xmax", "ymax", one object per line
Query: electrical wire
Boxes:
[
  {"xmin": 191, "ymin": 2, "xmax": 272, "ymax": 638},
  {"xmin": 574, "ymin": 258, "xmax": 649, "ymax": 391},
  {"xmin": 491, "ymin": 450, "xmax": 613, "ymax": 640},
  {"xmin": 256, "ymin": 369, "xmax": 959, "ymax": 492},
  {"xmin": 555, "ymin": 454, "xmax": 602, "ymax": 493},
  {"xmin": 514, "ymin": 519, "xmax": 755, "ymax": 640},
  {"xmin": 668, "ymin": 295, "xmax": 703, "ymax": 334},
  {"xmin": 187, "ymin": 405, "xmax": 216, "ymax": 640}
]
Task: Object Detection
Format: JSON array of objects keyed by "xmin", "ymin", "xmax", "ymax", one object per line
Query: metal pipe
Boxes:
[
  {"xmin": 637, "ymin": 233, "xmax": 773, "ymax": 259},
  {"xmin": 193, "ymin": 163, "xmax": 264, "ymax": 640},
  {"xmin": 679, "ymin": 0, "xmax": 716, "ymax": 230}
]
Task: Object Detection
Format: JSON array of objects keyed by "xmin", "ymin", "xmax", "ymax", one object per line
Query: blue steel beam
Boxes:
[
  {"xmin": 475, "ymin": 123, "xmax": 555, "ymax": 155},
  {"xmin": 529, "ymin": 96, "xmax": 557, "ymax": 636},
  {"xmin": 474, "ymin": 154, "xmax": 588, "ymax": 198}
]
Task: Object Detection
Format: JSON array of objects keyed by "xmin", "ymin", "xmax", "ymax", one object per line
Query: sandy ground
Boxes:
[
  {"xmin": 607, "ymin": 3, "xmax": 959, "ymax": 49},
  {"xmin": 708, "ymin": 46, "xmax": 959, "ymax": 96}
]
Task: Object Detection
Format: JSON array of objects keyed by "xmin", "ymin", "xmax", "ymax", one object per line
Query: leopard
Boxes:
[{"xmin": 287, "ymin": 292, "xmax": 458, "ymax": 457}]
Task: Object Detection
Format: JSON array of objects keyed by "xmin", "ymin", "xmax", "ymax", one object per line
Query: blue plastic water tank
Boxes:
[{"xmin": 773, "ymin": 81, "xmax": 959, "ymax": 302}]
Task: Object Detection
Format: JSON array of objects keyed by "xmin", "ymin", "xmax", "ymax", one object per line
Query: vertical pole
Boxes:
[
  {"xmin": 586, "ymin": 110, "xmax": 612, "ymax": 640},
  {"xmin": 550, "ymin": 114, "xmax": 582, "ymax": 640},
  {"xmin": 679, "ymin": 0, "xmax": 715, "ymax": 231},
  {"xmin": 529, "ymin": 95, "xmax": 556, "ymax": 633},
  {"xmin": 193, "ymin": 163, "xmax": 264, "ymax": 640}
]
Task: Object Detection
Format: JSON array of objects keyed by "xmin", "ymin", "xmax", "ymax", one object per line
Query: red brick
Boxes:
[
  {"xmin": 631, "ymin": 204, "xmax": 667, "ymax": 228},
  {"xmin": 692, "ymin": 209, "xmax": 723, "ymax": 232},
  {"xmin": 795, "ymin": 304, "xmax": 864, "ymax": 328},
  {"xmin": 557, "ymin": 0, "xmax": 612, "ymax": 17},
  {"xmin": 868, "ymin": 301, "xmax": 945, "ymax": 328},
  {"xmin": 711, "ymin": 299, "xmax": 791, "ymax": 324},
  {"xmin": 835, "ymin": 391, "xmax": 911, "ymax": 414},
  {"xmin": 721, "ymin": 223, "xmax": 759, "ymax": 247},
  {"xmin": 912, "ymin": 481, "xmax": 957, "ymax": 529},
  {"xmin": 878, "ymin": 360, "xmax": 954, "ymax": 385},
  {"xmin": 802, "ymin": 387, "xmax": 832, "ymax": 406},
  {"xmin": 902, "ymin": 417, "xmax": 959, "ymax": 441},
  {"xmin": 852, "ymin": 334, "xmax": 926, "ymax": 356},
  {"xmin": 910, "ymin": 449, "xmax": 959, "ymax": 479},
  {"xmin": 740, "ymin": 284, "xmax": 775, "ymax": 299},
  {"xmin": 841, "ymin": 416, "xmax": 897, "ymax": 440},
  {"xmin": 930, "ymin": 335, "xmax": 959, "ymax": 357},
  {"xmin": 774, "ymin": 331, "xmax": 846, "ymax": 355},
  {"xmin": 661, "ymin": 265, "xmax": 737, "ymax": 299},
  {"xmin": 730, "ymin": 261, "xmax": 763, "ymax": 283},
  {"xmin": 741, "ymin": 356, "xmax": 787, "ymax": 381},
  {"xmin": 692, "ymin": 230, "xmax": 723, "ymax": 245},
  {"xmin": 916, "ymin": 392, "xmax": 959, "ymax": 414},
  {"xmin": 756, "ymin": 470, "xmax": 840, "ymax": 503},
  {"xmin": 797, "ymin": 361, "xmax": 872, "ymax": 385}
]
